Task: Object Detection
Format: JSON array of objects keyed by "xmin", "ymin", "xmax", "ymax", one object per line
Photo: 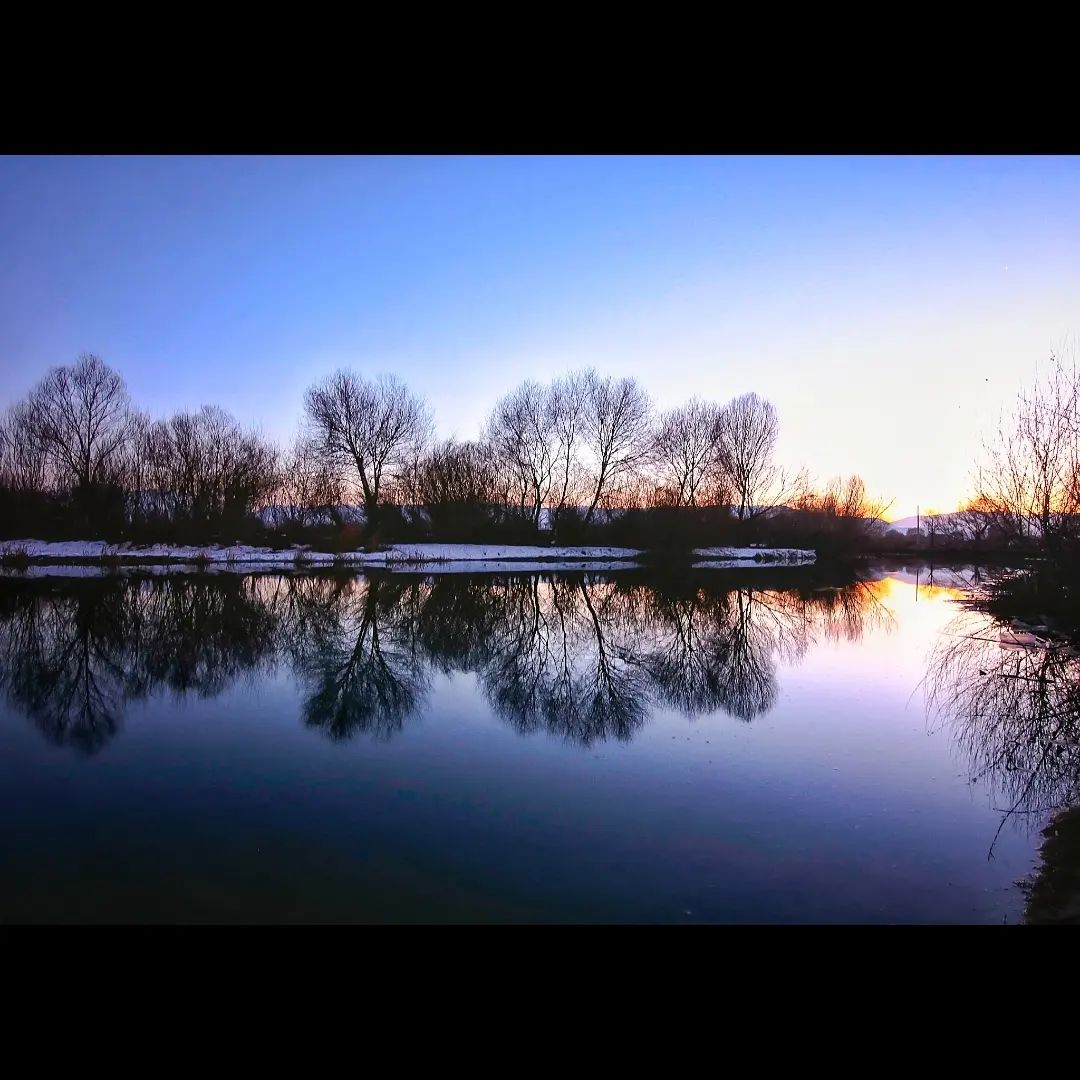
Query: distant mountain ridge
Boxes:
[{"xmin": 886, "ymin": 513, "xmax": 961, "ymax": 532}]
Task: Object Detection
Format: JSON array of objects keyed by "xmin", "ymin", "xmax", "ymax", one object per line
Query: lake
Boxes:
[{"xmin": 0, "ymin": 563, "xmax": 1051, "ymax": 923}]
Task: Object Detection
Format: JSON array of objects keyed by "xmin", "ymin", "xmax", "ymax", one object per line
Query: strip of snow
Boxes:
[
  {"xmin": 0, "ymin": 540, "xmax": 644, "ymax": 566},
  {"xmin": 1, "ymin": 561, "xmax": 340, "ymax": 578},
  {"xmin": 0, "ymin": 540, "xmax": 346, "ymax": 563},
  {"xmin": 1, "ymin": 560, "xmax": 645, "ymax": 579},
  {"xmin": 1, "ymin": 540, "xmax": 814, "ymax": 570},
  {"xmin": 379, "ymin": 560, "xmax": 643, "ymax": 574},
  {"xmin": 371, "ymin": 544, "xmax": 642, "ymax": 563},
  {"xmin": 692, "ymin": 547, "xmax": 816, "ymax": 563},
  {"xmin": 692, "ymin": 559, "xmax": 814, "ymax": 570}
]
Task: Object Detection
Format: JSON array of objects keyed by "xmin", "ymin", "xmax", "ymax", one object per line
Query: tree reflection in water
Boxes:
[
  {"xmin": 476, "ymin": 577, "xmax": 651, "ymax": 743},
  {"xmin": 0, "ymin": 582, "xmax": 130, "ymax": 754},
  {"xmin": 0, "ymin": 577, "xmax": 277, "ymax": 754},
  {"xmin": 281, "ymin": 576, "xmax": 430, "ymax": 742},
  {"xmin": 640, "ymin": 588, "xmax": 787, "ymax": 720},
  {"xmin": 926, "ymin": 608, "xmax": 1080, "ymax": 856},
  {"xmin": 0, "ymin": 569, "xmax": 896, "ymax": 752},
  {"xmin": 635, "ymin": 579, "xmax": 893, "ymax": 721}
]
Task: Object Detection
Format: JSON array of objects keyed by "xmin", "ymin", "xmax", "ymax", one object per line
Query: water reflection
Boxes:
[
  {"xmin": 475, "ymin": 577, "xmax": 651, "ymax": 743},
  {"xmin": 0, "ymin": 570, "xmax": 897, "ymax": 753},
  {"xmin": 0, "ymin": 577, "xmax": 278, "ymax": 754},
  {"xmin": 282, "ymin": 577, "xmax": 429, "ymax": 742},
  {"xmin": 927, "ymin": 608, "xmax": 1080, "ymax": 852}
]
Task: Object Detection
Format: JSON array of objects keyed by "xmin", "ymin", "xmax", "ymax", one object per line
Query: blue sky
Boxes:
[{"xmin": 2, "ymin": 155, "xmax": 1077, "ymax": 518}]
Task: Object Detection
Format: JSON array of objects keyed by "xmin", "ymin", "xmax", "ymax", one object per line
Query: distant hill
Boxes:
[
  {"xmin": 884, "ymin": 512, "xmax": 969, "ymax": 534},
  {"xmin": 887, "ymin": 515, "xmax": 926, "ymax": 532}
]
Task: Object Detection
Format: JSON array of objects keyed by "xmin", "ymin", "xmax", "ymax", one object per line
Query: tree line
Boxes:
[{"xmin": 0, "ymin": 352, "xmax": 889, "ymax": 548}]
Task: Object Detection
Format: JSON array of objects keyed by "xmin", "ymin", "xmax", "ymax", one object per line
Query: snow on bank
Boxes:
[
  {"xmin": 1, "ymin": 559, "xmax": 649, "ymax": 579},
  {"xmin": 0, "ymin": 540, "xmax": 816, "ymax": 572},
  {"xmin": 358, "ymin": 544, "xmax": 642, "ymax": 563},
  {"xmin": 0, "ymin": 540, "xmax": 345, "ymax": 564},
  {"xmin": 693, "ymin": 560, "xmax": 803, "ymax": 570},
  {"xmin": 692, "ymin": 547, "xmax": 816, "ymax": 563},
  {"xmin": 0, "ymin": 540, "xmax": 643, "ymax": 567},
  {"xmin": 375, "ymin": 560, "xmax": 643, "ymax": 574}
]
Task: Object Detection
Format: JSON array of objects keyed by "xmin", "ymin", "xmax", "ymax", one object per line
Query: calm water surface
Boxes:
[{"xmin": 0, "ymin": 564, "xmax": 1049, "ymax": 922}]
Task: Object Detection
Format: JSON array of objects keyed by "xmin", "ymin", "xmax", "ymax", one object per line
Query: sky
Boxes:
[{"xmin": 1, "ymin": 155, "xmax": 1078, "ymax": 520}]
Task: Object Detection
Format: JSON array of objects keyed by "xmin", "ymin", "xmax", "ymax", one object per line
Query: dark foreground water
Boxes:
[{"xmin": 0, "ymin": 564, "xmax": 1061, "ymax": 923}]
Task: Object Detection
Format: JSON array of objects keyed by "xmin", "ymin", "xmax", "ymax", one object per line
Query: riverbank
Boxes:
[{"xmin": 0, "ymin": 539, "xmax": 817, "ymax": 573}]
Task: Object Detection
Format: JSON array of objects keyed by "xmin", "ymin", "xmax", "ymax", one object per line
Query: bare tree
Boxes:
[
  {"xmin": 481, "ymin": 371, "xmax": 653, "ymax": 529},
  {"xmin": 413, "ymin": 439, "xmax": 496, "ymax": 505},
  {"xmin": 549, "ymin": 371, "xmax": 589, "ymax": 516},
  {"xmin": 923, "ymin": 509, "xmax": 942, "ymax": 547},
  {"xmin": 116, "ymin": 409, "xmax": 153, "ymax": 526},
  {"xmin": 412, "ymin": 438, "xmax": 501, "ymax": 538},
  {"xmin": 24, "ymin": 354, "xmax": 133, "ymax": 493},
  {"xmin": 304, "ymin": 371, "xmax": 432, "ymax": 520},
  {"xmin": 956, "ymin": 496, "xmax": 995, "ymax": 546},
  {"xmin": 485, "ymin": 380, "xmax": 558, "ymax": 527},
  {"xmin": 274, "ymin": 435, "xmax": 345, "ymax": 528},
  {"xmin": 792, "ymin": 473, "xmax": 885, "ymax": 519},
  {"xmin": 718, "ymin": 392, "xmax": 788, "ymax": 520},
  {"xmin": 653, "ymin": 398, "xmax": 727, "ymax": 507},
  {"xmin": 975, "ymin": 354, "xmax": 1080, "ymax": 554},
  {"xmin": 580, "ymin": 371, "xmax": 653, "ymax": 523},
  {"xmin": 790, "ymin": 473, "xmax": 891, "ymax": 541},
  {"xmin": 138, "ymin": 405, "xmax": 279, "ymax": 529},
  {"xmin": 0, "ymin": 400, "xmax": 49, "ymax": 494}
]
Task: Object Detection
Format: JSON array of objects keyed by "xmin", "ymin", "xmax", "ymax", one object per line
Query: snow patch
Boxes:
[
  {"xmin": 0, "ymin": 539, "xmax": 644, "ymax": 567},
  {"xmin": 1, "ymin": 540, "xmax": 815, "ymax": 572},
  {"xmin": 692, "ymin": 547, "xmax": 816, "ymax": 563}
]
